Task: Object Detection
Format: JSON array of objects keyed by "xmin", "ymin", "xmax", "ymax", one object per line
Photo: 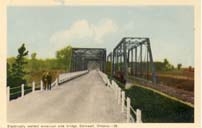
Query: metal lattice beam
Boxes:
[
  {"xmin": 71, "ymin": 48, "xmax": 106, "ymax": 72},
  {"xmin": 109, "ymin": 37, "xmax": 156, "ymax": 84}
]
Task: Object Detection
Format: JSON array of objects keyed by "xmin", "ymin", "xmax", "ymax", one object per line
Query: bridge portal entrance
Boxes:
[
  {"xmin": 71, "ymin": 48, "xmax": 106, "ymax": 72},
  {"xmin": 87, "ymin": 61, "xmax": 100, "ymax": 71}
]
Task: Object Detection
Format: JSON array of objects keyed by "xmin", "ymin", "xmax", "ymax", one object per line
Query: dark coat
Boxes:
[
  {"xmin": 46, "ymin": 73, "xmax": 52, "ymax": 84},
  {"xmin": 42, "ymin": 73, "xmax": 47, "ymax": 84}
]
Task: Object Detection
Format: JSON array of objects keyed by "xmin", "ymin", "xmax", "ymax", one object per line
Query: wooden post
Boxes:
[
  {"xmin": 127, "ymin": 97, "xmax": 131, "ymax": 123},
  {"xmin": 136, "ymin": 109, "xmax": 142, "ymax": 123},
  {"xmin": 21, "ymin": 84, "xmax": 24, "ymax": 97},
  {"xmin": 121, "ymin": 91, "xmax": 125, "ymax": 112},
  {"xmin": 32, "ymin": 81, "xmax": 35, "ymax": 92},
  {"xmin": 40, "ymin": 80, "xmax": 43, "ymax": 91},
  {"xmin": 7, "ymin": 86, "xmax": 10, "ymax": 102}
]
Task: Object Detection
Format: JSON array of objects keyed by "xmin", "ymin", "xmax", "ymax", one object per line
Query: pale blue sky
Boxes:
[{"xmin": 7, "ymin": 6, "xmax": 194, "ymax": 67}]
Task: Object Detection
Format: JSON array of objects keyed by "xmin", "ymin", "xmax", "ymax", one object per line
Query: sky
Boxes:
[{"xmin": 7, "ymin": 6, "xmax": 194, "ymax": 67}]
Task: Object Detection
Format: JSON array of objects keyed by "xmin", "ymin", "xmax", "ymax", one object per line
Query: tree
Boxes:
[
  {"xmin": 8, "ymin": 44, "xmax": 29, "ymax": 87},
  {"xmin": 31, "ymin": 52, "xmax": 36, "ymax": 60},
  {"xmin": 30, "ymin": 52, "xmax": 38, "ymax": 72},
  {"xmin": 7, "ymin": 63, "xmax": 12, "ymax": 86},
  {"xmin": 56, "ymin": 45, "xmax": 72, "ymax": 71},
  {"xmin": 163, "ymin": 59, "xmax": 169, "ymax": 66},
  {"xmin": 177, "ymin": 64, "xmax": 182, "ymax": 70},
  {"xmin": 163, "ymin": 58, "xmax": 174, "ymax": 71},
  {"xmin": 155, "ymin": 59, "xmax": 175, "ymax": 72},
  {"xmin": 188, "ymin": 66, "xmax": 193, "ymax": 72}
]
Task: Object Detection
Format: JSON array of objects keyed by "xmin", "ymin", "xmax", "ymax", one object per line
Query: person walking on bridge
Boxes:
[
  {"xmin": 47, "ymin": 72, "xmax": 52, "ymax": 90},
  {"xmin": 42, "ymin": 71, "xmax": 48, "ymax": 90}
]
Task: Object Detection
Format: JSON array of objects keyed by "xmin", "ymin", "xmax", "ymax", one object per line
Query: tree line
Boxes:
[
  {"xmin": 7, "ymin": 44, "xmax": 72, "ymax": 88},
  {"xmin": 7, "ymin": 43, "xmax": 186, "ymax": 88}
]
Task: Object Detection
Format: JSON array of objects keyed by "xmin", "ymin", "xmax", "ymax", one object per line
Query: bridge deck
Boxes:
[{"xmin": 8, "ymin": 70, "xmax": 126, "ymax": 123}]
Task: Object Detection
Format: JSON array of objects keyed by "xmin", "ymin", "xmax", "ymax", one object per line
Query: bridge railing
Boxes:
[
  {"xmin": 7, "ymin": 79, "xmax": 56, "ymax": 102},
  {"xmin": 98, "ymin": 70, "xmax": 142, "ymax": 123},
  {"xmin": 7, "ymin": 70, "xmax": 89, "ymax": 102},
  {"xmin": 58, "ymin": 70, "xmax": 89, "ymax": 84}
]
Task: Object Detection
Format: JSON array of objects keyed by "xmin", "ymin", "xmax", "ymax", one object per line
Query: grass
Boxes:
[
  {"xmin": 125, "ymin": 85, "xmax": 194, "ymax": 123},
  {"xmin": 108, "ymin": 73, "xmax": 194, "ymax": 122}
]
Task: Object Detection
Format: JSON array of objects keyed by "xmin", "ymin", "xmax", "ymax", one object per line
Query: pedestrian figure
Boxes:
[
  {"xmin": 42, "ymin": 71, "xmax": 48, "ymax": 90},
  {"xmin": 47, "ymin": 72, "xmax": 52, "ymax": 90}
]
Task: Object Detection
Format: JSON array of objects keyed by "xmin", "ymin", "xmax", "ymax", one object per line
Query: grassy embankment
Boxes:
[{"xmin": 114, "ymin": 79, "xmax": 194, "ymax": 123}]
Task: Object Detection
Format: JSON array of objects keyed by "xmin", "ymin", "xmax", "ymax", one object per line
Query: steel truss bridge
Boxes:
[
  {"xmin": 71, "ymin": 48, "xmax": 106, "ymax": 72},
  {"xmin": 108, "ymin": 37, "xmax": 156, "ymax": 84},
  {"xmin": 71, "ymin": 37, "xmax": 157, "ymax": 85},
  {"xmin": 7, "ymin": 37, "xmax": 156, "ymax": 123}
]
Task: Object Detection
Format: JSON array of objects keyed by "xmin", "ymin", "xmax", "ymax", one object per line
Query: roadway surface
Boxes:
[{"xmin": 7, "ymin": 70, "xmax": 126, "ymax": 123}]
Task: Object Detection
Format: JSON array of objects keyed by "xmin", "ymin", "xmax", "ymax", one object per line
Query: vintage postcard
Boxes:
[{"xmin": 0, "ymin": 0, "xmax": 201, "ymax": 128}]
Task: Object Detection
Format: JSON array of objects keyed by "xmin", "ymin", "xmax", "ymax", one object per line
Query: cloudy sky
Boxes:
[{"xmin": 7, "ymin": 6, "xmax": 194, "ymax": 67}]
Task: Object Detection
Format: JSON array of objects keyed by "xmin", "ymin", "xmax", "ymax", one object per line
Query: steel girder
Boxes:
[
  {"xmin": 107, "ymin": 52, "xmax": 112, "ymax": 62},
  {"xmin": 110, "ymin": 37, "xmax": 156, "ymax": 84},
  {"xmin": 71, "ymin": 48, "xmax": 106, "ymax": 72}
]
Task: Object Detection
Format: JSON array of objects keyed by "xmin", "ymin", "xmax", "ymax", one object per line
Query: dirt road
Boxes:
[{"xmin": 8, "ymin": 70, "xmax": 126, "ymax": 123}]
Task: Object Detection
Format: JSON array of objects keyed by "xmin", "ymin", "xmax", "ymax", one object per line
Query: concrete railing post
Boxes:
[
  {"xmin": 56, "ymin": 78, "xmax": 58, "ymax": 86},
  {"xmin": 114, "ymin": 82, "xmax": 117, "ymax": 91},
  {"xmin": 117, "ymin": 87, "xmax": 119, "ymax": 103},
  {"xmin": 104, "ymin": 76, "xmax": 107, "ymax": 86},
  {"xmin": 116, "ymin": 85, "xmax": 118, "ymax": 99},
  {"xmin": 107, "ymin": 79, "xmax": 109, "ymax": 87},
  {"xmin": 113, "ymin": 82, "xmax": 116, "ymax": 97},
  {"xmin": 111, "ymin": 81, "xmax": 114, "ymax": 90},
  {"xmin": 118, "ymin": 87, "xmax": 121, "ymax": 104},
  {"xmin": 32, "ymin": 81, "xmax": 35, "ymax": 92},
  {"xmin": 58, "ymin": 75, "xmax": 61, "ymax": 84},
  {"xmin": 21, "ymin": 84, "xmax": 24, "ymax": 97},
  {"xmin": 121, "ymin": 91, "xmax": 125, "ymax": 112},
  {"xmin": 116, "ymin": 85, "xmax": 119, "ymax": 99},
  {"xmin": 40, "ymin": 80, "xmax": 43, "ymax": 91},
  {"xmin": 115, "ymin": 85, "xmax": 117, "ymax": 98},
  {"xmin": 126, "ymin": 97, "xmax": 131, "ymax": 123},
  {"xmin": 136, "ymin": 109, "xmax": 142, "ymax": 123},
  {"xmin": 7, "ymin": 86, "xmax": 10, "ymax": 102}
]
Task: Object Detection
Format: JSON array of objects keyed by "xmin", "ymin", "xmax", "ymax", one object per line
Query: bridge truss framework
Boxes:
[
  {"xmin": 107, "ymin": 37, "xmax": 156, "ymax": 84},
  {"xmin": 71, "ymin": 48, "xmax": 106, "ymax": 72}
]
